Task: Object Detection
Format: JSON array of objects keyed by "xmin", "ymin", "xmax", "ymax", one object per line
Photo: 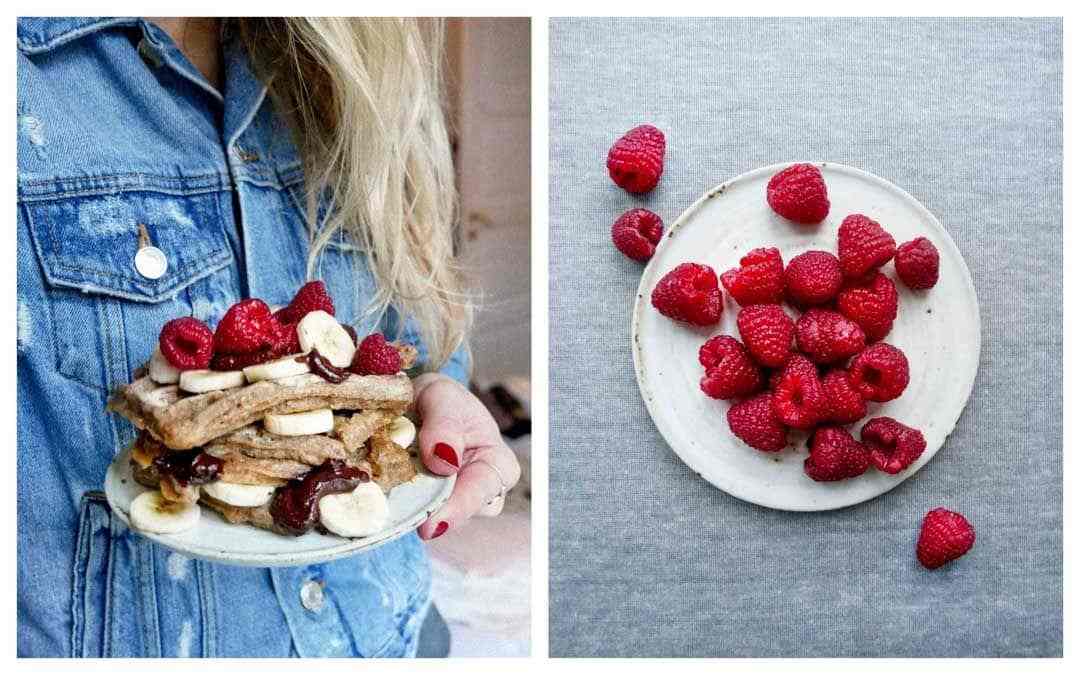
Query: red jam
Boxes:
[
  {"xmin": 302, "ymin": 348, "xmax": 349, "ymax": 384},
  {"xmin": 269, "ymin": 459, "xmax": 370, "ymax": 535},
  {"xmin": 153, "ymin": 448, "xmax": 223, "ymax": 486}
]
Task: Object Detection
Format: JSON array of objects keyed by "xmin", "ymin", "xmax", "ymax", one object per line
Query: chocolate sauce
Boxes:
[
  {"xmin": 153, "ymin": 448, "xmax": 223, "ymax": 486},
  {"xmin": 343, "ymin": 325, "xmax": 358, "ymax": 346},
  {"xmin": 269, "ymin": 459, "xmax": 370, "ymax": 535},
  {"xmin": 304, "ymin": 348, "xmax": 349, "ymax": 384}
]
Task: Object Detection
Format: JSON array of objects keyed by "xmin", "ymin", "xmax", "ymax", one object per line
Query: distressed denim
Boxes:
[{"xmin": 17, "ymin": 17, "xmax": 468, "ymax": 657}]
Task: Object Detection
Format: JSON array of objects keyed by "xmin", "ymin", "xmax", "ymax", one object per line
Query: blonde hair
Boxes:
[{"xmin": 231, "ymin": 17, "xmax": 469, "ymax": 371}]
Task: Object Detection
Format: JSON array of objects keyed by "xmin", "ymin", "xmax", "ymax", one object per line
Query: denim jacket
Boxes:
[{"xmin": 17, "ymin": 17, "xmax": 467, "ymax": 657}]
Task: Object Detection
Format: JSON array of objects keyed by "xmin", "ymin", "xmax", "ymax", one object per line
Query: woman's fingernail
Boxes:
[
  {"xmin": 432, "ymin": 521, "xmax": 449, "ymax": 538},
  {"xmin": 434, "ymin": 442, "xmax": 459, "ymax": 468}
]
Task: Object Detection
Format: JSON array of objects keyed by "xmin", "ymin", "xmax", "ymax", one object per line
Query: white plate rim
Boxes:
[
  {"xmin": 630, "ymin": 160, "xmax": 981, "ymax": 512},
  {"xmin": 105, "ymin": 447, "xmax": 455, "ymax": 566}
]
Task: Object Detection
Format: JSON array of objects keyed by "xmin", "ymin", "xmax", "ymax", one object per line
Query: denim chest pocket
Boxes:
[{"xmin": 21, "ymin": 182, "xmax": 237, "ymax": 392}]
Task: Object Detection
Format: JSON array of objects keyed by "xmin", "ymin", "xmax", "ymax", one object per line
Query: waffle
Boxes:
[{"xmin": 108, "ymin": 372, "xmax": 412, "ymax": 450}]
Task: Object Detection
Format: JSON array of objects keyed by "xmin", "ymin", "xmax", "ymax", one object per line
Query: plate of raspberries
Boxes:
[{"xmin": 631, "ymin": 161, "xmax": 980, "ymax": 511}]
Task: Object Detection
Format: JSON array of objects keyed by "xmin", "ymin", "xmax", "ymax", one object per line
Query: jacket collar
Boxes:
[{"xmin": 17, "ymin": 17, "xmax": 138, "ymax": 54}]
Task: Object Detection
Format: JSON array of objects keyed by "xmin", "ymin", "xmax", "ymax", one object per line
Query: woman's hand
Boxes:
[{"xmin": 411, "ymin": 373, "xmax": 522, "ymax": 539}]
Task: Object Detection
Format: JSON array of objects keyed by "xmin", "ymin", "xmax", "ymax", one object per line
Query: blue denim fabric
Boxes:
[{"xmin": 17, "ymin": 17, "xmax": 468, "ymax": 658}]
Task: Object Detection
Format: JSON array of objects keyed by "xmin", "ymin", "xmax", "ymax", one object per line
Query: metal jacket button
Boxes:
[
  {"xmin": 134, "ymin": 246, "xmax": 168, "ymax": 280},
  {"xmin": 300, "ymin": 579, "xmax": 325, "ymax": 612}
]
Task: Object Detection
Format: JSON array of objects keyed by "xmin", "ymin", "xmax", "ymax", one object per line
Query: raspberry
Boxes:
[
  {"xmin": 770, "ymin": 354, "xmax": 826, "ymax": 430},
  {"xmin": 784, "ymin": 250, "xmax": 842, "ymax": 307},
  {"xmin": 837, "ymin": 214, "xmax": 896, "ymax": 279},
  {"xmin": 848, "ymin": 343, "xmax": 909, "ymax": 402},
  {"xmin": 698, "ymin": 335, "xmax": 762, "ymax": 400},
  {"xmin": 278, "ymin": 281, "xmax": 335, "ymax": 324},
  {"xmin": 350, "ymin": 333, "xmax": 402, "ymax": 375},
  {"xmin": 720, "ymin": 247, "xmax": 785, "ymax": 306},
  {"xmin": 210, "ymin": 345, "xmax": 282, "ymax": 371},
  {"xmin": 273, "ymin": 310, "xmax": 302, "ymax": 354},
  {"xmin": 836, "ymin": 272, "xmax": 898, "ymax": 342},
  {"xmin": 804, "ymin": 426, "xmax": 871, "ymax": 482},
  {"xmin": 651, "ymin": 263, "xmax": 723, "ymax": 326},
  {"xmin": 736, "ymin": 304, "xmax": 794, "ymax": 368},
  {"xmin": 606, "ymin": 124, "xmax": 665, "ymax": 194},
  {"xmin": 213, "ymin": 299, "xmax": 281, "ymax": 355},
  {"xmin": 795, "ymin": 308, "xmax": 866, "ymax": 364},
  {"xmin": 159, "ymin": 317, "xmax": 214, "ymax": 370},
  {"xmin": 611, "ymin": 209, "xmax": 663, "ymax": 262},
  {"xmin": 766, "ymin": 163, "xmax": 830, "ymax": 224},
  {"xmin": 894, "ymin": 237, "xmax": 940, "ymax": 290},
  {"xmin": 861, "ymin": 417, "xmax": 926, "ymax": 474},
  {"xmin": 821, "ymin": 369, "xmax": 867, "ymax": 424},
  {"xmin": 917, "ymin": 508, "xmax": 975, "ymax": 569},
  {"xmin": 727, "ymin": 392, "xmax": 788, "ymax": 452}
]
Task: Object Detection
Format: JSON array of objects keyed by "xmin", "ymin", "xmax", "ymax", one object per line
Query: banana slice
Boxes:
[
  {"xmin": 296, "ymin": 310, "xmax": 355, "ymax": 368},
  {"xmin": 264, "ymin": 408, "xmax": 334, "ymax": 436},
  {"xmin": 242, "ymin": 353, "xmax": 311, "ymax": 383},
  {"xmin": 178, "ymin": 369, "xmax": 246, "ymax": 394},
  {"xmin": 148, "ymin": 347, "xmax": 180, "ymax": 384},
  {"xmin": 386, "ymin": 416, "xmax": 417, "ymax": 448},
  {"xmin": 319, "ymin": 482, "xmax": 389, "ymax": 537},
  {"xmin": 203, "ymin": 481, "xmax": 277, "ymax": 507},
  {"xmin": 129, "ymin": 490, "xmax": 201, "ymax": 534}
]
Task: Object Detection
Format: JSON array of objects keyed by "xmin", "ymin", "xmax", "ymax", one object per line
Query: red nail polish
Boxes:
[
  {"xmin": 434, "ymin": 442, "xmax": 459, "ymax": 468},
  {"xmin": 432, "ymin": 521, "xmax": 449, "ymax": 538}
]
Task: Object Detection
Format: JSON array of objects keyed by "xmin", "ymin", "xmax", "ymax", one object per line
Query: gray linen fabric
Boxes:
[{"xmin": 548, "ymin": 17, "xmax": 1062, "ymax": 657}]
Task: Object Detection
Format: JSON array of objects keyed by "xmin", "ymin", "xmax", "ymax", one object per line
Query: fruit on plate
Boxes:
[
  {"xmin": 698, "ymin": 335, "xmax": 762, "ymax": 400},
  {"xmin": 720, "ymin": 247, "xmax": 785, "ymax": 306},
  {"xmin": 804, "ymin": 426, "xmax": 871, "ymax": 482},
  {"xmin": 766, "ymin": 163, "xmax": 830, "ymax": 224},
  {"xmin": 178, "ymin": 368, "xmax": 246, "ymax": 394},
  {"xmin": 727, "ymin": 392, "xmax": 788, "ymax": 452},
  {"xmin": 895, "ymin": 237, "xmax": 940, "ymax": 290},
  {"xmin": 861, "ymin": 417, "xmax": 926, "ymax": 474},
  {"xmin": 651, "ymin": 263, "xmax": 723, "ymax": 326},
  {"xmin": 264, "ymin": 408, "xmax": 335, "ymax": 436},
  {"xmin": 736, "ymin": 304, "xmax": 795, "ymax": 368},
  {"xmin": 129, "ymin": 490, "xmax": 201, "ymax": 534},
  {"xmin": 318, "ymin": 481, "xmax": 390, "ymax": 538},
  {"xmin": 297, "ymin": 310, "xmax": 356, "ymax": 368}
]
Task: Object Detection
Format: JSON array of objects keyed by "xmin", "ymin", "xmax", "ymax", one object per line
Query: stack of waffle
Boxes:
[{"xmin": 107, "ymin": 344, "xmax": 420, "ymax": 537}]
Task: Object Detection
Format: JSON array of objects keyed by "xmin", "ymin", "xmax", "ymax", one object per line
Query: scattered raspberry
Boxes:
[
  {"xmin": 804, "ymin": 426, "xmax": 871, "ymax": 482},
  {"xmin": 278, "ymin": 281, "xmax": 335, "ymax": 325},
  {"xmin": 651, "ymin": 263, "xmax": 723, "ymax": 326},
  {"xmin": 837, "ymin": 214, "xmax": 896, "ymax": 279},
  {"xmin": 795, "ymin": 308, "xmax": 866, "ymax": 364},
  {"xmin": 917, "ymin": 508, "xmax": 975, "ymax": 569},
  {"xmin": 159, "ymin": 317, "xmax": 214, "ymax": 370},
  {"xmin": 727, "ymin": 392, "xmax": 788, "ymax": 452},
  {"xmin": 210, "ymin": 345, "xmax": 282, "ymax": 371},
  {"xmin": 766, "ymin": 163, "xmax": 830, "ymax": 224},
  {"xmin": 784, "ymin": 250, "xmax": 843, "ymax": 307},
  {"xmin": 720, "ymin": 247, "xmax": 785, "ymax": 306},
  {"xmin": 698, "ymin": 335, "xmax": 762, "ymax": 400},
  {"xmin": 861, "ymin": 417, "xmax": 926, "ymax": 474},
  {"xmin": 736, "ymin": 304, "xmax": 794, "ymax": 368},
  {"xmin": 606, "ymin": 124, "xmax": 666, "ymax": 194},
  {"xmin": 821, "ymin": 369, "xmax": 867, "ymax": 424},
  {"xmin": 213, "ymin": 299, "xmax": 281, "ymax": 355},
  {"xmin": 894, "ymin": 237, "xmax": 940, "ymax": 290},
  {"xmin": 770, "ymin": 354, "xmax": 827, "ymax": 429},
  {"xmin": 836, "ymin": 272, "xmax": 898, "ymax": 342},
  {"xmin": 350, "ymin": 333, "xmax": 402, "ymax": 375},
  {"xmin": 848, "ymin": 343, "xmax": 910, "ymax": 402},
  {"xmin": 611, "ymin": 208, "xmax": 664, "ymax": 262}
]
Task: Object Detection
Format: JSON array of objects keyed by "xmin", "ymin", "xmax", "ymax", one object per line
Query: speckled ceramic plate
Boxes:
[
  {"xmin": 632, "ymin": 162, "xmax": 980, "ymax": 511},
  {"xmin": 105, "ymin": 446, "xmax": 454, "ymax": 566}
]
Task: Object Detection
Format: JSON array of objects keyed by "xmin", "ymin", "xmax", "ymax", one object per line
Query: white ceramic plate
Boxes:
[
  {"xmin": 632, "ymin": 162, "xmax": 980, "ymax": 511},
  {"xmin": 105, "ymin": 447, "xmax": 454, "ymax": 566}
]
